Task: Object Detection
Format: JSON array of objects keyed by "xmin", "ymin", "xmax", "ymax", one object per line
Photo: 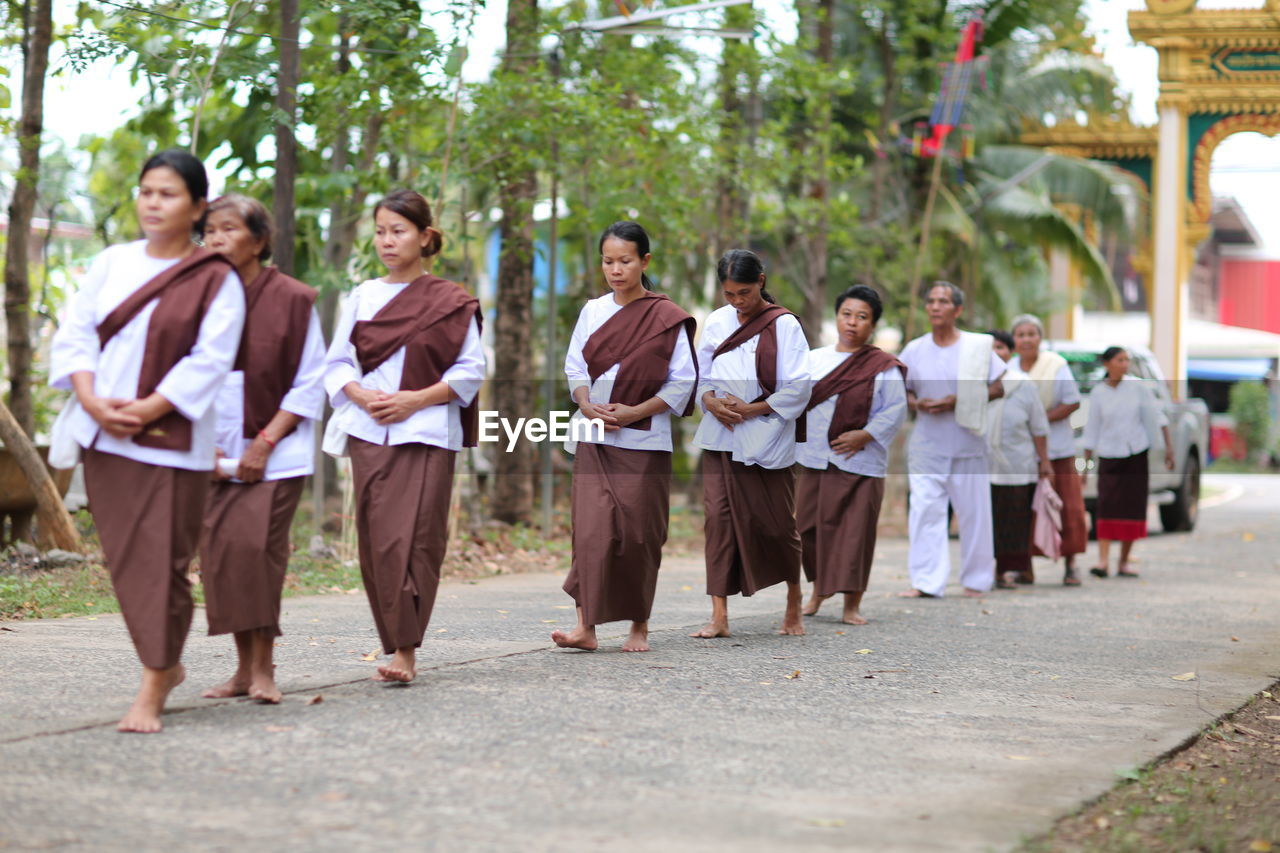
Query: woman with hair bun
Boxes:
[
  {"xmin": 551, "ymin": 221, "xmax": 697, "ymax": 653},
  {"xmin": 323, "ymin": 189, "xmax": 485, "ymax": 683},
  {"xmin": 690, "ymin": 249, "xmax": 811, "ymax": 640},
  {"xmin": 1081, "ymin": 346, "xmax": 1172, "ymax": 579},
  {"xmin": 49, "ymin": 149, "xmax": 245, "ymax": 732},
  {"xmin": 198, "ymin": 194, "xmax": 327, "ymax": 704}
]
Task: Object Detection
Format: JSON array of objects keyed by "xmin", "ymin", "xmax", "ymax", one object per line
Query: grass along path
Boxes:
[{"xmin": 1023, "ymin": 683, "xmax": 1280, "ymax": 853}]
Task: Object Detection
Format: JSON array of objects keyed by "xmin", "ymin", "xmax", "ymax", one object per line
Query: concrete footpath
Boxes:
[{"xmin": 1, "ymin": 474, "xmax": 1278, "ymax": 852}]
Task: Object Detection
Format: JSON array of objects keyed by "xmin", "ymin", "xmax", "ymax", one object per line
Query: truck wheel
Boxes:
[{"xmin": 1160, "ymin": 451, "xmax": 1200, "ymax": 533}]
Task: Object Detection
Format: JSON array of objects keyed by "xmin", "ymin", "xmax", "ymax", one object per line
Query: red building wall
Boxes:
[{"xmin": 1219, "ymin": 259, "xmax": 1280, "ymax": 334}]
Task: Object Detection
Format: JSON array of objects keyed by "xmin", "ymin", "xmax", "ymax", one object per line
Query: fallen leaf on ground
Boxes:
[
  {"xmin": 1243, "ymin": 531, "xmax": 1255, "ymax": 542},
  {"xmin": 854, "ymin": 649, "xmax": 872, "ymax": 655},
  {"xmin": 1250, "ymin": 841, "xmax": 1273, "ymax": 852},
  {"xmin": 785, "ymin": 670, "xmax": 801, "ymax": 680},
  {"xmin": 680, "ymin": 585, "xmax": 693, "ymax": 591},
  {"xmin": 541, "ymin": 620, "xmax": 557, "ymax": 624},
  {"xmin": 1006, "ymin": 755, "xmax": 1033, "ymax": 761},
  {"xmin": 306, "ymin": 695, "xmax": 323, "ymax": 706},
  {"xmin": 835, "ymin": 631, "xmax": 845, "ymax": 635},
  {"xmin": 808, "ymin": 819, "xmax": 845, "ymax": 828},
  {"xmin": 1171, "ymin": 672, "xmax": 1197, "ymax": 681},
  {"xmin": 360, "ymin": 650, "xmax": 379, "ymax": 661},
  {"xmin": 496, "ymin": 610, "xmax": 509, "ymax": 614},
  {"xmin": 1231, "ymin": 636, "xmax": 1240, "ymax": 642},
  {"xmin": 1094, "ymin": 817, "xmax": 1109, "ymax": 830},
  {"xmin": 436, "ymin": 628, "xmax": 447, "ymax": 633}
]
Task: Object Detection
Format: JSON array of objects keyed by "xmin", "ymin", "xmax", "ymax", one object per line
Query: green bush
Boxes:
[{"xmin": 1228, "ymin": 381, "xmax": 1271, "ymax": 457}]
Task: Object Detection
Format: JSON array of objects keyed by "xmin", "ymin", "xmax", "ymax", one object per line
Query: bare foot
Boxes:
[
  {"xmin": 248, "ymin": 673, "xmax": 282, "ymax": 704},
  {"xmin": 118, "ymin": 664, "xmax": 185, "ymax": 734},
  {"xmin": 802, "ymin": 592, "xmax": 829, "ymax": 617},
  {"xmin": 551, "ymin": 627, "xmax": 598, "ymax": 651},
  {"xmin": 778, "ymin": 617, "xmax": 806, "ymax": 636},
  {"xmin": 689, "ymin": 623, "xmax": 730, "ymax": 639},
  {"xmin": 622, "ymin": 622, "xmax": 649, "ymax": 652},
  {"xmin": 374, "ymin": 665, "xmax": 415, "ymax": 683},
  {"xmin": 201, "ymin": 674, "xmax": 250, "ymax": 699},
  {"xmin": 373, "ymin": 649, "xmax": 416, "ymax": 683},
  {"xmin": 962, "ymin": 588, "xmax": 985, "ymax": 598},
  {"xmin": 897, "ymin": 589, "xmax": 935, "ymax": 598}
]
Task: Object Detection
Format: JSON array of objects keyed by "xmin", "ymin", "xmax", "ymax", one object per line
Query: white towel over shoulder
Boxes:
[{"xmin": 955, "ymin": 331, "xmax": 996, "ymax": 435}]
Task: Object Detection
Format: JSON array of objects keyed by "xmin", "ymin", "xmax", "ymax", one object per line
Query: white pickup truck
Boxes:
[{"xmin": 1046, "ymin": 341, "xmax": 1210, "ymax": 533}]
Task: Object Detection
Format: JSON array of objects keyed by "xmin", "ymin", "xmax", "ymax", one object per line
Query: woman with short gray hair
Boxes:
[{"xmin": 1011, "ymin": 314, "xmax": 1087, "ymax": 586}]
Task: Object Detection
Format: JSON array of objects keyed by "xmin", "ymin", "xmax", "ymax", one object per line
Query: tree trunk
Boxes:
[
  {"xmin": 490, "ymin": 0, "xmax": 539, "ymax": 525},
  {"xmin": 272, "ymin": 0, "xmax": 300, "ymax": 276},
  {"xmin": 714, "ymin": 2, "xmax": 755, "ymax": 258},
  {"xmin": 796, "ymin": 0, "xmax": 833, "ymax": 346},
  {"xmin": 0, "ymin": 400, "xmax": 81, "ymax": 552},
  {"xmin": 4, "ymin": 0, "xmax": 53, "ymax": 440},
  {"xmin": 868, "ymin": 21, "xmax": 896, "ymax": 225}
]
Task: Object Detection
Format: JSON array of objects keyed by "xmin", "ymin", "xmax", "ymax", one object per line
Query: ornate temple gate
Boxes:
[{"xmin": 1026, "ymin": 1, "xmax": 1280, "ymax": 399}]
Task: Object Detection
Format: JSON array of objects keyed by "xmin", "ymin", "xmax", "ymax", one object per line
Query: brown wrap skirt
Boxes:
[
  {"xmin": 796, "ymin": 465, "xmax": 886, "ymax": 596},
  {"xmin": 200, "ymin": 476, "xmax": 305, "ymax": 637},
  {"xmin": 701, "ymin": 450, "xmax": 801, "ymax": 597},
  {"xmin": 991, "ymin": 482, "xmax": 1035, "ymax": 578},
  {"xmin": 83, "ymin": 448, "xmax": 209, "ymax": 670},
  {"xmin": 1034, "ymin": 456, "xmax": 1088, "ymax": 558},
  {"xmin": 349, "ymin": 438, "xmax": 455, "ymax": 654},
  {"xmin": 564, "ymin": 442, "xmax": 672, "ymax": 625}
]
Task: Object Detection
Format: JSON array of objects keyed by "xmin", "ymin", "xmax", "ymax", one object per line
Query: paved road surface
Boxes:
[{"xmin": 1, "ymin": 474, "xmax": 1277, "ymax": 851}]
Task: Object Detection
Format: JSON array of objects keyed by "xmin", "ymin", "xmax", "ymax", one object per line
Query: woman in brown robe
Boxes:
[
  {"xmin": 198, "ymin": 195, "xmax": 326, "ymax": 703},
  {"xmin": 48, "ymin": 150, "xmax": 245, "ymax": 732},
  {"xmin": 795, "ymin": 285, "xmax": 906, "ymax": 625},
  {"xmin": 551, "ymin": 221, "xmax": 697, "ymax": 653},
  {"xmin": 690, "ymin": 250, "xmax": 812, "ymax": 639},
  {"xmin": 323, "ymin": 189, "xmax": 485, "ymax": 683}
]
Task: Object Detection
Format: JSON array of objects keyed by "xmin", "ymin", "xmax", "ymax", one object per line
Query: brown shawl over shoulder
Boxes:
[
  {"xmin": 350, "ymin": 274, "xmax": 483, "ymax": 446},
  {"xmin": 237, "ymin": 266, "xmax": 317, "ymax": 438},
  {"xmin": 96, "ymin": 246, "xmax": 234, "ymax": 451},
  {"xmin": 805, "ymin": 345, "xmax": 906, "ymax": 443},
  {"xmin": 711, "ymin": 304, "xmax": 794, "ymax": 399},
  {"xmin": 581, "ymin": 291, "xmax": 697, "ymax": 430}
]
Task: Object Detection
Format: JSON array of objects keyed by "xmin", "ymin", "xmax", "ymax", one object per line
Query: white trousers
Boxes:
[{"xmin": 907, "ymin": 454, "xmax": 994, "ymax": 596}]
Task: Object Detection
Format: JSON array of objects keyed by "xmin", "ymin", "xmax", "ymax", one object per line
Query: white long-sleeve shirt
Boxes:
[
  {"xmin": 49, "ymin": 240, "xmax": 245, "ymax": 471},
  {"xmin": 989, "ymin": 374, "xmax": 1050, "ymax": 486},
  {"xmin": 323, "ymin": 278, "xmax": 485, "ymax": 451},
  {"xmin": 692, "ymin": 304, "xmax": 811, "ymax": 469},
  {"xmin": 563, "ymin": 293, "xmax": 696, "ymax": 453},
  {"xmin": 214, "ymin": 308, "xmax": 327, "ymax": 480},
  {"xmin": 795, "ymin": 347, "xmax": 907, "ymax": 478},
  {"xmin": 1083, "ymin": 376, "xmax": 1167, "ymax": 459}
]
